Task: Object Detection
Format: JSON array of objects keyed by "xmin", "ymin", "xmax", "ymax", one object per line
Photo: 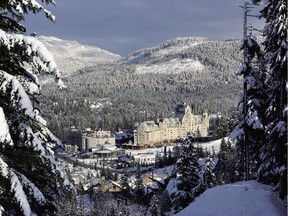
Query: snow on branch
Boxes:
[
  {"xmin": 230, "ymin": 121, "xmax": 244, "ymax": 143},
  {"xmin": 17, "ymin": 123, "xmax": 75, "ymax": 190},
  {"xmin": 0, "ymin": 107, "xmax": 14, "ymax": 146},
  {"xmin": 11, "ymin": 33, "xmax": 59, "ymax": 76},
  {"xmin": 18, "ymin": 123, "xmax": 75, "ymax": 190},
  {"xmin": 237, "ymin": 63, "xmax": 248, "ymax": 76},
  {"xmin": 0, "ymin": 70, "xmax": 35, "ymax": 119},
  {"xmin": 17, "ymin": 172, "xmax": 46, "ymax": 205},
  {"xmin": 0, "ymin": 157, "xmax": 32, "ymax": 216},
  {"xmin": 246, "ymin": 110, "xmax": 264, "ymax": 130},
  {"xmin": 9, "ymin": 0, "xmax": 56, "ymax": 22},
  {"xmin": 0, "ymin": 205, "xmax": 4, "ymax": 216},
  {"xmin": 20, "ymin": 123, "xmax": 47, "ymax": 156},
  {"xmin": 0, "ymin": 29, "xmax": 66, "ymax": 89},
  {"xmin": 10, "ymin": 168, "xmax": 33, "ymax": 216},
  {"xmin": 0, "ymin": 70, "xmax": 61, "ymax": 126},
  {"xmin": 270, "ymin": 121, "xmax": 287, "ymax": 138}
]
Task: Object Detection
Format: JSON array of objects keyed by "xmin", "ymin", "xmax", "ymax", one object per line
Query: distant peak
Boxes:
[{"xmin": 36, "ymin": 35, "xmax": 121, "ymax": 75}]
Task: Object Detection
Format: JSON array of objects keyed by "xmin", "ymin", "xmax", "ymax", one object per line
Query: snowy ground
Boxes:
[
  {"xmin": 176, "ymin": 180, "xmax": 286, "ymax": 216},
  {"xmin": 135, "ymin": 58, "xmax": 205, "ymax": 75},
  {"xmin": 125, "ymin": 137, "xmax": 229, "ymax": 157},
  {"xmin": 193, "ymin": 137, "xmax": 230, "ymax": 155},
  {"xmin": 125, "ymin": 145, "xmax": 175, "ymax": 156}
]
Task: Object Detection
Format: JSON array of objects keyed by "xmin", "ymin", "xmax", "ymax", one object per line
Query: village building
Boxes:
[
  {"xmin": 100, "ymin": 180, "xmax": 122, "ymax": 193},
  {"xmin": 133, "ymin": 152, "xmax": 156, "ymax": 165},
  {"xmin": 134, "ymin": 103, "xmax": 209, "ymax": 147},
  {"xmin": 65, "ymin": 127, "xmax": 118, "ymax": 157}
]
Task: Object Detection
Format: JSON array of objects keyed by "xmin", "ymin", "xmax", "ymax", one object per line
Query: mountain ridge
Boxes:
[
  {"xmin": 37, "ymin": 36, "xmax": 121, "ymax": 76},
  {"xmin": 119, "ymin": 36, "xmax": 242, "ymax": 77}
]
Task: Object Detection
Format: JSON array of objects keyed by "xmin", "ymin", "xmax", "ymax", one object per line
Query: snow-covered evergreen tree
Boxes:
[
  {"xmin": 216, "ymin": 138, "xmax": 233, "ymax": 184},
  {"xmin": 231, "ymin": 34, "xmax": 266, "ymax": 180},
  {"xmin": 148, "ymin": 193, "xmax": 161, "ymax": 216},
  {"xmin": 203, "ymin": 156, "xmax": 217, "ymax": 188},
  {"xmin": 218, "ymin": 138, "xmax": 232, "ymax": 162},
  {"xmin": 134, "ymin": 163, "xmax": 145, "ymax": 203},
  {"xmin": 232, "ymin": 0, "xmax": 287, "ymax": 200},
  {"xmin": 57, "ymin": 194, "xmax": 78, "ymax": 216},
  {"xmin": 119, "ymin": 167, "xmax": 130, "ymax": 196},
  {"xmin": 0, "ymin": 1, "xmax": 73, "ymax": 215},
  {"xmin": 171, "ymin": 139, "xmax": 202, "ymax": 213},
  {"xmin": 252, "ymin": 0, "xmax": 287, "ymax": 200}
]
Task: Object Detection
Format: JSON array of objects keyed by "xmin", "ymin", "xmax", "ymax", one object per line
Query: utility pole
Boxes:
[
  {"xmin": 243, "ymin": 0, "xmax": 249, "ymax": 182},
  {"xmin": 239, "ymin": 0, "xmax": 254, "ymax": 181}
]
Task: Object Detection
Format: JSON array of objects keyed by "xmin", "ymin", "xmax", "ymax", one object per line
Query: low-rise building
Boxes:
[
  {"xmin": 133, "ymin": 152, "xmax": 156, "ymax": 165},
  {"xmin": 100, "ymin": 180, "xmax": 122, "ymax": 193}
]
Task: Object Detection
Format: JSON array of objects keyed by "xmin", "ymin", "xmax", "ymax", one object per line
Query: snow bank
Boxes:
[{"xmin": 176, "ymin": 180, "xmax": 286, "ymax": 216}]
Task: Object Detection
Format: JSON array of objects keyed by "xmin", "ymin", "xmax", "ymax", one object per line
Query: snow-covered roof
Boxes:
[
  {"xmin": 97, "ymin": 150, "xmax": 112, "ymax": 154},
  {"xmin": 165, "ymin": 178, "xmax": 177, "ymax": 195},
  {"xmin": 90, "ymin": 144, "xmax": 117, "ymax": 153},
  {"xmin": 154, "ymin": 165, "xmax": 174, "ymax": 176},
  {"xmin": 133, "ymin": 154, "xmax": 155, "ymax": 159},
  {"xmin": 103, "ymin": 180, "xmax": 112, "ymax": 187},
  {"xmin": 89, "ymin": 177, "xmax": 102, "ymax": 185},
  {"xmin": 83, "ymin": 183, "xmax": 90, "ymax": 191},
  {"xmin": 111, "ymin": 180, "xmax": 122, "ymax": 189},
  {"xmin": 145, "ymin": 181, "xmax": 160, "ymax": 190},
  {"xmin": 71, "ymin": 174, "xmax": 86, "ymax": 184},
  {"xmin": 115, "ymin": 131, "xmax": 134, "ymax": 140},
  {"xmin": 150, "ymin": 174, "xmax": 168, "ymax": 185}
]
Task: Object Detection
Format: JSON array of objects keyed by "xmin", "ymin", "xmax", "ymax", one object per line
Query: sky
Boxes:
[{"xmin": 25, "ymin": 0, "xmax": 264, "ymax": 56}]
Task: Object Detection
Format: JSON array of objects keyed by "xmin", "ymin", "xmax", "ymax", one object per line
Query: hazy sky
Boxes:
[{"xmin": 25, "ymin": 0, "xmax": 264, "ymax": 55}]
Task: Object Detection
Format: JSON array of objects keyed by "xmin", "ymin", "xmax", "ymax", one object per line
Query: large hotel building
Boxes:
[{"xmin": 134, "ymin": 103, "xmax": 209, "ymax": 147}]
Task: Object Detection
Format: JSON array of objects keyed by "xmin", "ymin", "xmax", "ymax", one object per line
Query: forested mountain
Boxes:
[
  {"xmin": 121, "ymin": 37, "xmax": 240, "ymax": 78},
  {"xmin": 39, "ymin": 37, "xmax": 245, "ymax": 140},
  {"xmin": 38, "ymin": 36, "xmax": 121, "ymax": 75}
]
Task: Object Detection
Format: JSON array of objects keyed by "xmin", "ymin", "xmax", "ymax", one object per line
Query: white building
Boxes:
[{"xmin": 133, "ymin": 152, "xmax": 156, "ymax": 165}]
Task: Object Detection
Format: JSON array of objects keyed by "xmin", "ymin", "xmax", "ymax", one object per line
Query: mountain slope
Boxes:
[
  {"xmin": 38, "ymin": 36, "xmax": 121, "ymax": 75},
  {"xmin": 120, "ymin": 37, "xmax": 242, "ymax": 79}
]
